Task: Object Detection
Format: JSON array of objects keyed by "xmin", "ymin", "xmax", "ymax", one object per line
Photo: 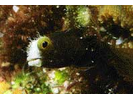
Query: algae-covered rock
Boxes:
[{"xmin": 1, "ymin": 67, "xmax": 88, "ymax": 94}]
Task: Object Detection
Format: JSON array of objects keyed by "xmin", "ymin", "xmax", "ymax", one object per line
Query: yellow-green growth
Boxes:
[
  {"xmin": 65, "ymin": 5, "xmax": 90, "ymax": 28},
  {"xmin": 54, "ymin": 70, "xmax": 69, "ymax": 84}
]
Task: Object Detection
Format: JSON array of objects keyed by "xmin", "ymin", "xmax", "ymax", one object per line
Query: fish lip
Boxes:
[{"xmin": 27, "ymin": 58, "xmax": 42, "ymax": 67}]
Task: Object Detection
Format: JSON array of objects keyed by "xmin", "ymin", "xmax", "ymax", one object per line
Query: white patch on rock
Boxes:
[
  {"xmin": 116, "ymin": 37, "xmax": 123, "ymax": 45},
  {"xmin": 13, "ymin": 5, "xmax": 19, "ymax": 13},
  {"xmin": 52, "ymin": 88, "xmax": 59, "ymax": 94},
  {"xmin": 0, "ymin": 32, "xmax": 4, "ymax": 37}
]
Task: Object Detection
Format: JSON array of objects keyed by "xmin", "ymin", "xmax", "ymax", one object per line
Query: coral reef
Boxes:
[
  {"xmin": 0, "ymin": 67, "xmax": 89, "ymax": 94},
  {"xmin": 0, "ymin": 5, "xmax": 133, "ymax": 94},
  {"xmin": 93, "ymin": 6, "xmax": 133, "ymax": 46}
]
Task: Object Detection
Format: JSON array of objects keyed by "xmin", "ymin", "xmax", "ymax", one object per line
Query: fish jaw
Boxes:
[
  {"xmin": 28, "ymin": 59, "xmax": 42, "ymax": 67},
  {"xmin": 27, "ymin": 38, "xmax": 42, "ymax": 67}
]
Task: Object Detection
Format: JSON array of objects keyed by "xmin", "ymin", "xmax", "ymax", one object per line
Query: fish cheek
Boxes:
[
  {"xmin": 40, "ymin": 49, "xmax": 60, "ymax": 67},
  {"xmin": 40, "ymin": 48, "xmax": 70, "ymax": 67}
]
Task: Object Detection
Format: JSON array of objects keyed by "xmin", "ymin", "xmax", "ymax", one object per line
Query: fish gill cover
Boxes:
[{"xmin": 0, "ymin": 5, "xmax": 133, "ymax": 94}]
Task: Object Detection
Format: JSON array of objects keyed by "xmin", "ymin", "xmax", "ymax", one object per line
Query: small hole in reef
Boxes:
[{"xmin": 100, "ymin": 17, "xmax": 130, "ymax": 39}]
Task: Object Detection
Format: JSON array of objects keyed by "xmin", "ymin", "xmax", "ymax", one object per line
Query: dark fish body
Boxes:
[
  {"xmin": 41, "ymin": 28, "xmax": 93, "ymax": 67},
  {"xmin": 27, "ymin": 28, "xmax": 133, "ymax": 83}
]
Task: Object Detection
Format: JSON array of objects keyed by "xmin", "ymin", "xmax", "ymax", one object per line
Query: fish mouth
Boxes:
[
  {"xmin": 27, "ymin": 58, "xmax": 41, "ymax": 62},
  {"xmin": 27, "ymin": 58, "xmax": 42, "ymax": 67}
]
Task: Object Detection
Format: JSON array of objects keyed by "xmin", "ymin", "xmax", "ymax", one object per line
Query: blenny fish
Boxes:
[
  {"xmin": 27, "ymin": 28, "xmax": 133, "ymax": 83},
  {"xmin": 27, "ymin": 28, "xmax": 92, "ymax": 68}
]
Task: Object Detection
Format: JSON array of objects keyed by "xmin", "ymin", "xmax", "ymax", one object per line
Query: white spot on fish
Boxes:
[{"xmin": 80, "ymin": 37, "xmax": 83, "ymax": 39}]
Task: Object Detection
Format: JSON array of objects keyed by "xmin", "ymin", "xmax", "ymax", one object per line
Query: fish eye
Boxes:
[
  {"xmin": 37, "ymin": 36, "xmax": 52, "ymax": 50},
  {"xmin": 42, "ymin": 41, "xmax": 48, "ymax": 48}
]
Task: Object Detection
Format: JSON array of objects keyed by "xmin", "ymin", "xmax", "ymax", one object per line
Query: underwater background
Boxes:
[{"xmin": 0, "ymin": 5, "xmax": 133, "ymax": 94}]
